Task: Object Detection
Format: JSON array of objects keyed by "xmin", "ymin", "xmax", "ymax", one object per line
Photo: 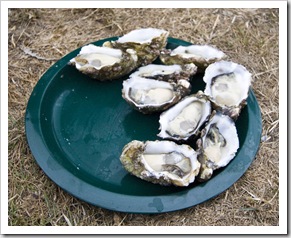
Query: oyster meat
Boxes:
[
  {"xmin": 158, "ymin": 92, "xmax": 212, "ymax": 141},
  {"xmin": 69, "ymin": 44, "xmax": 137, "ymax": 81},
  {"xmin": 120, "ymin": 140, "xmax": 201, "ymax": 186},
  {"xmin": 103, "ymin": 28, "xmax": 169, "ymax": 66},
  {"xmin": 203, "ymin": 60, "xmax": 252, "ymax": 119},
  {"xmin": 122, "ymin": 76, "xmax": 191, "ymax": 114},
  {"xmin": 129, "ymin": 63, "xmax": 197, "ymax": 83},
  {"xmin": 160, "ymin": 45, "xmax": 226, "ymax": 72},
  {"xmin": 196, "ymin": 113, "xmax": 239, "ymax": 181}
]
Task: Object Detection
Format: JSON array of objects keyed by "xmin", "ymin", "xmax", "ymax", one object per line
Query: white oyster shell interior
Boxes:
[
  {"xmin": 117, "ymin": 28, "xmax": 168, "ymax": 44},
  {"xmin": 204, "ymin": 61, "xmax": 252, "ymax": 107},
  {"xmin": 141, "ymin": 141, "xmax": 200, "ymax": 186},
  {"xmin": 158, "ymin": 94, "xmax": 211, "ymax": 140},
  {"xmin": 129, "ymin": 64, "xmax": 183, "ymax": 78},
  {"xmin": 171, "ymin": 45, "xmax": 226, "ymax": 60},
  {"xmin": 123, "ymin": 77, "xmax": 176, "ymax": 106},
  {"xmin": 166, "ymin": 101, "xmax": 202, "ymax": 136},
  {"xmin": 202, "ymin": 113, "xmax": 239, "ymax": 168},
  {"xmin": 70, "ymin": 44, "xmax": 123, "ymax": 70}
]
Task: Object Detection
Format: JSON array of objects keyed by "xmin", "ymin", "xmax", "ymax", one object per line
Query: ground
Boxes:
[{"xmin": 8, "ymin": 8, "xmax": 279, "ymax": 227}]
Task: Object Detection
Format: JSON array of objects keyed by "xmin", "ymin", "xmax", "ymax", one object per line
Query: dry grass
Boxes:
[{"xmin": 8, "ymin": 8, "xmax": 279, "ymax": 226}]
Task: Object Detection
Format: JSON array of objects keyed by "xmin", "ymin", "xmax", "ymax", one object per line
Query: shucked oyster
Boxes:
[
  {"xmin": 158, "ymin": 92, "xmax": 212, "ymax": 141},
  {"xmin": 196, "ymin": 113, "xmax": 239, "ymax": 181},
  {"xmin": 129, "ymin": 63, "xmax": 197, "ymax": 83},
  {"xmin": 203, "ymin": 61, "xmax": 252, "ymax": 119},
  {"xmin": 103, "ymin": 28, "xmax": 169, "ymax": 66},
  {"xmin": 69, "ymin": 44, "xmax": 137, "ymax": 81},
  {"xmin": 160, "ymin": 45, "xmax": 226, "ymax": 72},
  {"xmin": 120, "ymin": 140, "xmax": 201, "ymax": 186},
  {"xmin": 122, "ymin": 76, "xmax": 191, "ymax": 114}
]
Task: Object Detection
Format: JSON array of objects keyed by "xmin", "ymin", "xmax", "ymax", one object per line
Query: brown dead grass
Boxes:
[{"xmin": 8, "ymin": 8, "xmax": 279, "ymax": 226}]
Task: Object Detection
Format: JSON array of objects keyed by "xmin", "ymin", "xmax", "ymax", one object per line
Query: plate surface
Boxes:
[{"xmin": 25, "ymin": 37, "xmax": 262, "ymax": 213}]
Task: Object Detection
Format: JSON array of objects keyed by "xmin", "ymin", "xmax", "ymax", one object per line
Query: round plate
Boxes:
[{"xmin": 25, "ymin": 37, "xmax": 262, "ymax": 213}]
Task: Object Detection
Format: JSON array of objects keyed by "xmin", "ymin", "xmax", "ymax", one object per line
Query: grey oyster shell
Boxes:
[
  {"xmin": 103, "ymin": 28, "xmax": 169, "ymax": 66},
  {"xmin": 203, "ymin": 61, "xmax": 252, "ymax": 120},
  {"xmin": 120, "ymin": 140, "xmax": 201, "ymax": 186},
  {"xmin": 69, "ymin": 44, "xmax": 138, "ymax": 81},
  {"xmin": 196, "ymin": 112, "xmax": 239, "ymax": 181},
  {"xmin": 159, "ymin": 45, "xmax": 227, "ymax": 72},
  {"xmin": 158, "ymin": 91, "xmax": 212, "ymax": 141}
]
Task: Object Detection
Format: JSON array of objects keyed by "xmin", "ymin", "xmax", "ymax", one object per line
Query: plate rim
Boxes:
[{"xmin": 25, "ymin": 37, "xmax": 262, "ymax": 213}]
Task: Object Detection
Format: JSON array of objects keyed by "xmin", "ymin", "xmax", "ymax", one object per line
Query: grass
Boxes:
[{"xmin": 8, "ymin": 8, "xmax": 279, "ymax": 227}]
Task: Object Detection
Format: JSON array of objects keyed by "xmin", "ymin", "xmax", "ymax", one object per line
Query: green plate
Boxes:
[{"xmin": 25, "ymin": 37, "xmax": 262, "ymax": 213}]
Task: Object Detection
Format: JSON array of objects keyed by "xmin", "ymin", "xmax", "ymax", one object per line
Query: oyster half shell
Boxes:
[
  {"xmin": 158, "ymin": 92, "xmax": 212, "ymax": 141},
  {"xmin": 120, "ymin": 140, "xmax": 201, "ymax": 186},
  {"xmin": 203, "ymin": 61, "xmax": 252, "ymax": 119},
  {"xmin": 129, "ymin": 63, "xmax": 197, "ymax": 83},
  {"xmin": 160, "ymin": 45, "xmax": 226, "ymax": 72},
  {"xmin": 103, "ymin": 28, "xmax": 169, "ymax": 66},
  {"xmin": 122, "ymin": 76, "xmax": 191, "ymax": 114},
  {"xmin": 196, "ymin": 113, "xmax": 239, "ymax": 181},
  {"xmin": 69, "ymin": 44, "xmax": 138, "ymax": 81}
]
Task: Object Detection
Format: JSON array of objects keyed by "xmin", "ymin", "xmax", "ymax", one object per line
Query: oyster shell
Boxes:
[
  {"xmin": 160, "ymin": 45, "xmax": 226, "ymax": 72},
  {"xmin": 203, "ymin": 61, "xmax": 252, "ymax": 119},
  {"xmin": 120, "ymin": 140, "xmax": 201, "ymax": 186},
  {"xmin": 129, "ymin": 63, "xmax": 197, "ymax": 83},
  {"xmin": 196, "ymin": 112, "xmax": 239, "ymax": 181},
  {"xmin": 103, "ymin": 28, "xmax": 169, "ymax": 66},
  {"xmin": 158, "ymin": 92, "xmax": 212, "ymax": 141},
  {"xmin": 69, "ymin": 44, "xmax": 138, "ymax": 81},
  {"xmin": 122, "ymin": 76, "xmax": 191, "ymax": 114}
]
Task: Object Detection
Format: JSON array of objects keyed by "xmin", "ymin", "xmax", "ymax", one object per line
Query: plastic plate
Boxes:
[{"xmin": 25, "ymin": 37, "xmax": 262, "ymax": 213}]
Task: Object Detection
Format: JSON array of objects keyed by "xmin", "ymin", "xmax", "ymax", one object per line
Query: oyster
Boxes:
[
  {"xmin": 122, "ymin": 76, "xmax": 191, "ymax": 114},
  {"xmin": 69, "ymin": 44, "xmax": 137, "ymax": 81},
  {"xmin": 120, "ymin": 140, "xmax": 201, "ymax": 186},
  {"xmin": 103, "ymin": 28, "xmax": 169, "ymax": 66},
  {"xmin": 129, "ymin": 63, "xmax": 197, "ymax": 83},
  {"xmin": 158, "ymin": 92, "xmax": 212, "ymax": 141},
  {"xmin": 196, "ymin": 113, "xmax": 239, "ymax": 181},
  {"xmin": 160, "ymin": 45, "xmax": 226, "ymax": 72},
  {"xmin": 203, "ymin": 61, "xmax": 252, "ymax": 119}
]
